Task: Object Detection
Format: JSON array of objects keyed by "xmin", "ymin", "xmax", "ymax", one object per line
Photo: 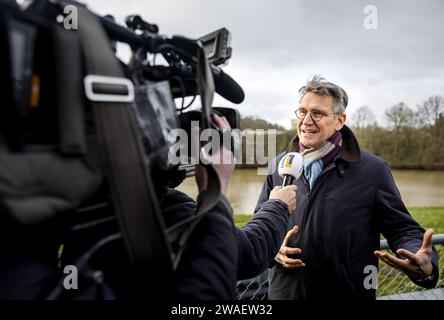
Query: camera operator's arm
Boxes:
[
  {"xmin": 236, "ymin": 185, "xmax": 297, "ymax": 280},
  {"xmin": 173, "ymin": 114, "xmax": 299, "ymax": 296},
  {"xmin": 193, "ymin": 115, "xmax": 300, "ymax": 280}
]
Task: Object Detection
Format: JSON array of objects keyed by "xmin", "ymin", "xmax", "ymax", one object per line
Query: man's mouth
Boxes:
[{"xmin": 301, "ymin": 128, "xmax": 318, "ymax": 134}]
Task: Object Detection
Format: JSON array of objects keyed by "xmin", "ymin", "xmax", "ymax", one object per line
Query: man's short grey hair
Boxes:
[{"xmin": 299, "ymin": 75, "xmax": 348, "ymax": 114}]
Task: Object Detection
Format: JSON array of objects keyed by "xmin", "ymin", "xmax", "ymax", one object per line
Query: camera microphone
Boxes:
[
  {"xmin": 210, "ymin": 65, "xmax": 245, "ymax": 104},
  {"xmin": 278, "ymin": 152, "xmax": 303, "ymax": 186}
]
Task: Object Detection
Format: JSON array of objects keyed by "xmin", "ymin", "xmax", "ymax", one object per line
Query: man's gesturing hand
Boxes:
[
  {"xmin": 374, "ymin": 228, "xmax": 434, "ymax": 280},
  {"xmin": 269, "ymin": 185, "xmax": 297, "ymax": 213},
  {"xmin": 274, "ymin": 226, "xmax": 305, "ymax": 269}
]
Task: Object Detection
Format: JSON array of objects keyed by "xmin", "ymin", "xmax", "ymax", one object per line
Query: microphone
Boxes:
[
  {"xmin": 146, "ymin": 65, "xmax": 245, "ymax": 104},
  {"xmin": 278, "ymin": 152, "xmax": 303, "ymax": 186},
  {"xmin": 210, "ymin": 65, "xmax": 245, "ymax": 104}
]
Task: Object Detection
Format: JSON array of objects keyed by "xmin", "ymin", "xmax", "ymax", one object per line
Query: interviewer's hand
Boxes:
[
  {"xmin": 269, "ymin": 185, "xmax": 297, "ymax": 213},
  {"xmin": 374, "ymin": 228, "xmax": 434, "ymax": 280},
  {"xmin": 195, "ymin": 114, "xmax": 235, "ymax": 195},
  {"xmin": 274, "ymin": 226, "xmax": 305, "ymax": 269}
]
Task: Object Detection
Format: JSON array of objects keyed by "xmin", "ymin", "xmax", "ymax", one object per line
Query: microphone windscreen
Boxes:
[
  {"xmin": 278, "ymin": 152, "xmax": 303, "ymax": 181},
  {"xmin": 211, "ymin": 65, "xmax": 245, "ymax": 104}
]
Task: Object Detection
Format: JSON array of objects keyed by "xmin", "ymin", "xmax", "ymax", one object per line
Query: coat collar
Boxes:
[{"xmin": 287, "ymin": 125, "xmax": 361, "ymax": 163}]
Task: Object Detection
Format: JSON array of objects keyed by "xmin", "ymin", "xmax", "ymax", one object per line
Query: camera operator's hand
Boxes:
[
  {"xmin": 269, "ymin": 185, "xmax": 297, "ymax": 213},
  {"xmin": 195, "ymin": 114, "xmax": 235, "ymax": 195}
]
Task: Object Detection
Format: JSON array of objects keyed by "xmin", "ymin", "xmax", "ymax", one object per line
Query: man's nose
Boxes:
[{"xmin": 302, "ymin": 112, "xmax": 314, "ymax": 125}]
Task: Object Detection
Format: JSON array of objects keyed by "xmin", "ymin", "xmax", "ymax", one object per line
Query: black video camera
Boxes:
[
  {"xmin": 120, "ymin": 16, "xmax": 243, "ymax": 188},
  {"xmin": 0, "ymin": 0, "xmax": 243, "ymax": 187},
  {"xmin": 0, "ymin": 0, "xmax": 245, "ymax": 279}
]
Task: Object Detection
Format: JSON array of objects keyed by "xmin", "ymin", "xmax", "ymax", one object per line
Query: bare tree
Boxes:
[
  {"xmin": 350, "ymin": 106, "xmax": 376, "ymax": 130},
  {"xmin": 385, "ymin": 102, "xmax": 413, "ymax": 131},
  {"xmin": 416, "ymin": 96, "xmax": 444, "ymax": 126}
]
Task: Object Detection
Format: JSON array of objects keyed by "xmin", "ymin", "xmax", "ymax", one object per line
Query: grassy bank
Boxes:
[
  {"xmin": 234, "ymin": 206, "xmax": 444, "ymax": 231},
  {"xmin": 406, "ymin": 207, "xmax": 444, "ymax": 234}
]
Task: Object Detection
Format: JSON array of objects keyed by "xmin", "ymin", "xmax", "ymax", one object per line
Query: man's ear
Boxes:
[{"xmin": 335, "ymin": 113, "xmax": 346, "ymax": 131}]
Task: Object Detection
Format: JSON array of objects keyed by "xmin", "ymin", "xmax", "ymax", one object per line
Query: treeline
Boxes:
[
  {"xmin": 237, "ymin": 96, "xmax": 444, "ymax": 170},
  {"xmin": 237, "ymin": 116, "xmax": 295, "ymax": 168},
  {"xmin": 349, "ymin": 96, "xmax": 444, "ymax": 169}
]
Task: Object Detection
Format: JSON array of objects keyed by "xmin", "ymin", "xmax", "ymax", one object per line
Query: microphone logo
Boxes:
[
  {"xmin": 281, "ymin": 154, "xmax": 296, "ymax": 168},
  {"xmin": 278, "ymin": 152, "xmax": 303, "ymax": 185}
]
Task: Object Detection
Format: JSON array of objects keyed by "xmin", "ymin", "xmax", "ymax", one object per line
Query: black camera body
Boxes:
[
  {"xmin": 0, "ymin": 0, "xmax": 245, "ymax": 282},
  {"xmin": 0, "ymin": 0, "xmax": 243, "ymax": 182}
]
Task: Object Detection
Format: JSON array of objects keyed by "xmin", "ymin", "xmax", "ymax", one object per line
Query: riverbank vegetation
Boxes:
[{"xmin": 350, "ymin": 97, "xmax": 444, "ymax": 170}]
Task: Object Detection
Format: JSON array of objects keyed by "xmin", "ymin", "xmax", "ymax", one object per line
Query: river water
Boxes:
[{"xmin": 176, "ymin": 169, "xmax": 444, "ymax": 214}]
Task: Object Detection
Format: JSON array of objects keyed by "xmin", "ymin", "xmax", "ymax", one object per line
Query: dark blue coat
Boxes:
[{"xmin": 255, "ymin": 126, "xmax": 439, "ymax": 300}]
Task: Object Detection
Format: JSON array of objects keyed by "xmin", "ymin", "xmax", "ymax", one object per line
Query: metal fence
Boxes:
[{"xmin": 236, "ymin": 234, "xmax": 444, "ymax": 300}]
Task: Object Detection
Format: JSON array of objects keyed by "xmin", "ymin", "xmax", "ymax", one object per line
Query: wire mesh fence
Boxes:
[{"xmin": 236, "ymin": 235, "xmax": 444, "ymax": 300}]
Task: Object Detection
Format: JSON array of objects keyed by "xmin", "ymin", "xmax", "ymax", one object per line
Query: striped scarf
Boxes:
[{"xmin": 299, "ymin": 131, "xmax": 342, "ymax": 189}]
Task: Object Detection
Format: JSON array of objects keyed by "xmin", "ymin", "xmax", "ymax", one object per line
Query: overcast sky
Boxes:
[{"xmin": 84, "ymin": 0, "xmax": 444, "ymax": 129}]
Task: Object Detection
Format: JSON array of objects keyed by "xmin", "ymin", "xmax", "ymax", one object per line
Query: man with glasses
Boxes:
[{"xmin": 255, "ymin": 75, "xmax": 439, "ymax": 300}]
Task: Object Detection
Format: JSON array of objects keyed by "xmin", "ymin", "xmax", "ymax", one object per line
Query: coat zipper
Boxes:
[
  {"xmin": 298, "ymin": 175, "xmax": 311, "ymax": 239},
  {"xmin": 298, "ymin": 163, "xmax": 337, "ymax": 238}
]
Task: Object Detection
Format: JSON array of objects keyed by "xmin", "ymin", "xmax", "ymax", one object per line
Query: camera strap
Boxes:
[
  {"xmin": 75, "ymin": 4, "xmax": 173, "ymax": 271},
  {"xmin": 52, "ymin": 23, "xmax": 87, "ymax": 154}
]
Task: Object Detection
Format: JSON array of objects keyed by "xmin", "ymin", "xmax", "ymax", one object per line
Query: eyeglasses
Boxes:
[{"xmin": 294, "ymin": 108, "xmax": 340, "ymax": 122}]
